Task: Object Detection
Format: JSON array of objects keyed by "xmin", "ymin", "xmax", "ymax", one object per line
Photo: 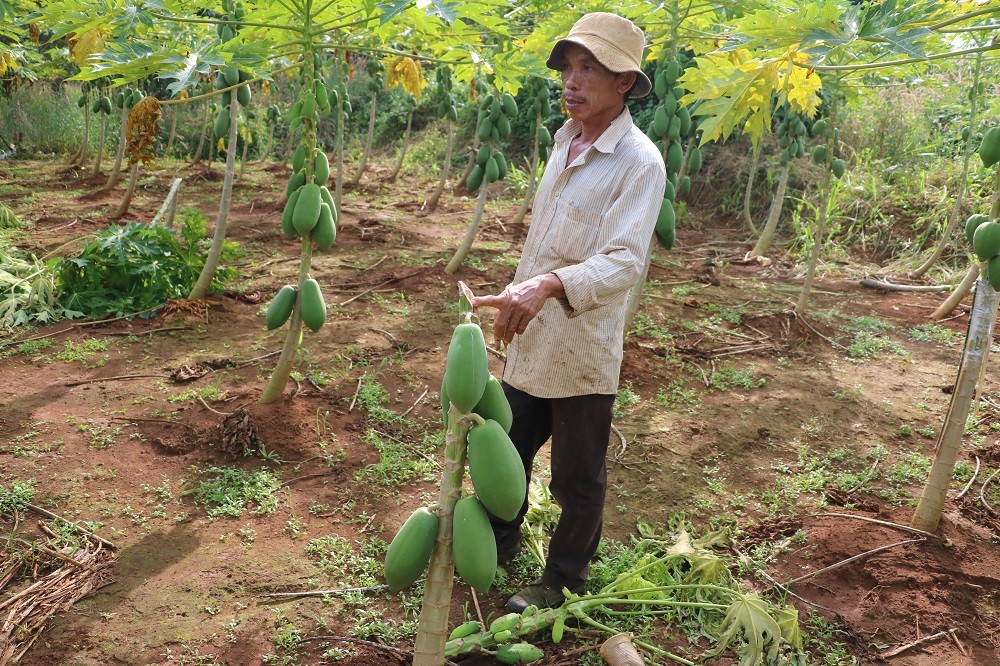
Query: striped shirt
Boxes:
[{"xmin": 502, "ymin": 106, "xmax": 666, "ymax": 398}]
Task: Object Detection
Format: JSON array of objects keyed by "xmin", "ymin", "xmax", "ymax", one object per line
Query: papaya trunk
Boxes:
[
  {"xmin": 151, "ymin": 177, "xmax": 183, "ymax": 227},
  {"xmin": 389, "ymin": 110, "xmax": 413, "ymax": 181},
  {"xmin": 72, "ymin": 104, "xmax": 90, "ymax": 167},
  {"xmin": 426, "ymin": 122, "xmax": 455, "ymax": 212},
  {"xmin": 349, "ymin": 96, "xmax": 377, "ymax": 186},
  {"xmin": 794, "ymin": 93, "xmax": 840, "ymax": 316},
  {"xmin": 624, "ymin": 236, "xmax": 658, "ymax": 332},
  {"xmin": 260, "ymin": 238, "xmax": 312, "ymax": 403},
  {"xmin": 91, "ymin": 113, "xmax": 107, "ymax": 177},
  {"xmin": 931, "ymin": 264, "xmax": 979, "ymax": 320},
  {"xmin": 746, "ymin": 163, "xmax": 790, "ymax": 259},
  {"xmin": 192, "ymin": 104, "xmax": 211, "ymax": 164},
  {"xmin": 239, "ymin": 133, "xmax": 250, "ymax": 181},
  {"xmin": 445, "ymin": 185, "xmax": 490, "ymax": 274},
  {"xmin": 913, "ymin": 276, "xmax": 998, "ymax": 531},
  {"xmin": 743, "ymin": 144, "xmax": 761, "ymax": 234},
  {"xmin": 165, "ymin": 106, "xmax": 178, "ymax": 157},
  {"xmin": 412, "ymin": 406, "xmax": 471, "ymax": 666},
  {"xmin": 335, "ymin": 100, "xmax": 345, "ymax": 210},
  {"xmin": 511, "ymin": 113, "xmax": 541, "ymax": 225},
  {"xmin": 112, "ymin": 162, "xmax": 140, "ymax": 219},
  {"xmin": 189, "ymin": 99, "xmax": 240, "ymax": 300},
  {"xmin": 101, "ymin": 104, "xmax": 130, "ymax": 192},
  {"xmin": 911, "ymin": 51, "xmax": 984, "ymax": 280},
  {"xmin": 261, "ymin": 124, "xmax": 275, "ymax": 162}
]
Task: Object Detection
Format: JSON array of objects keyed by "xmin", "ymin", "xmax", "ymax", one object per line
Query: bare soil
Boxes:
[{"xmin": 1, "ymin": 155, "xmax": 999, "ymax": 666}]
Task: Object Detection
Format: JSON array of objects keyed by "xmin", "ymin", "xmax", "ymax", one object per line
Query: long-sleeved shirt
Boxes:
[{"xmin": 502, "ymin": 106, "xmax": 666, "ymax": 398}]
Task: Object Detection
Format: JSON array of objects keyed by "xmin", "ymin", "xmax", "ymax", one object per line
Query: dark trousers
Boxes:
[{"xmin": 492, "ymin": 382, "xmax": 615, "ymax": 590}]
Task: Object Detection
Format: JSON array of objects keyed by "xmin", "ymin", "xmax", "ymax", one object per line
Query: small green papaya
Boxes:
[{"xmin": 265, "ymin": 285, "xmax": 297, "ymax": 330}]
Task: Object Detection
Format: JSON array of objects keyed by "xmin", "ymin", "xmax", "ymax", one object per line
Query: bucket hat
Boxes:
[{"xmin": 546, "ymin": 12, "xmax": 651, "ymax": 99}]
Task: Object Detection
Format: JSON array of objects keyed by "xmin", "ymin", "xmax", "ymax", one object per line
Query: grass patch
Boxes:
[{"xmin": 356, "ymin": 428, "xmax": 438, "ymax": 486}]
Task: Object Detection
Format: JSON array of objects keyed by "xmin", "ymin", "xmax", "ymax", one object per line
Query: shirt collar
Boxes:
[{"xmin": 553, "ymin": 106, "xmax": 633, "ymax": 155}]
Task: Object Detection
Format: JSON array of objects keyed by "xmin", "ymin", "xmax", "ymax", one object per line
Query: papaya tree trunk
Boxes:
[
  {"xmin": 913, "ymin": 276, "xmax": 998, "ymax": 531},
  {"xmin": 794, "ymin": 93, "xmax": 840, "ymax": 316},
  {"xmin": 260, "ymin": 238, "xmax": 311, "ymax": 403},
  {"xmin": 511, "ymin": 112, "xmax": 541, "ymax": 225},
  {"xmin": 165, "ymin": 106, "xmax": 179, "ymax": 158},
  {"xmin": 389, "ymin": 110, "xmax": 413, "ymax": 181},
  {"xmin": 446, "ymin": 185, "xmax": 490, "ymax": 274},
  {"xmin": 426, "ymin": 122, "xmax": 455, "ymax": 212},
  {"xmin": 101, "ymin": 103, "xmax": 130, "ymax": 192},
  {"xmin": 931, "ymin": 264, "xmax": 979, "ymax": 320},
  {"xmin": 349, "ymin": 96, "xmax": 378, "ymax": 186},
  {"xmin": 239, "ymin": 132, "xmax": 250, "ymax": 181},
  {"xmin": 71, "ymin": 103, "xmax": 90, "ymax": 167},
  {"xmin": 412, "ymin": 405, "xmax": 471, "ymax": 666},
  {"xmin": 261, "ymin": 124, "xmax": 275, "ymax": 162},
  {"xmin": 91, "ymin": 112, "xmax": 107, "ymax": 177},
  {"xmin": 743, "ymin": 143, "xmax": 761, "ymax": 234},
  {"xmin": 192, "ymin": 104, "xmax": 211, "ymax": 164},
  {"xmin": 335, "ymin": 99, "xmax": 345, "ymax": 210},
  {"xmin": 746, "ymin": 163, "xmax": 790, "ymax": 259},
  {"xmin": 112, "ymin": 162, "xmax": 140, "ymax": 219},
  {"xmin": 911, "ymin": 51, "xmax": 984, "ymax": 280},
  {"xmin": 189, "ymin": 98, "xmax": 240, "ymax": 300}
]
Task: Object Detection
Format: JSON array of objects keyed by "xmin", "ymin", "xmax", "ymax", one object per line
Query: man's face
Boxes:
[{"xmin": 558, "ymin": 43, "xmax": 632, "ymax": 125}]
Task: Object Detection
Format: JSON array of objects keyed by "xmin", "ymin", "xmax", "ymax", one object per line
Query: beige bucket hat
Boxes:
[{"xmin": 546, "ymin": 12, "xmax": 651, "ymax": 99}]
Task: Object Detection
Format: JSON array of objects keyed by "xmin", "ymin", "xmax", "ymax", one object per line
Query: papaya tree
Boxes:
[
  {"xmin": 90, "ymin": 85, "xmax": 112, "ymax": 176},
  {"xmin": 425, "ymin": 64, "xmax": 459, "ymax": 211},
  {"xmin": 348, "ymin": 55, "xmax": 386, "ymax": 186},
  {"xmin": 446, "ymin": 84, "xmax": 518, "ymax": 273},
  {"xmin": 388, "ymin": 92, "xmax": 417, "ymax": 181},
  {"xmin": 510, "ymin": 75, "xmax": 552, "ymax": 225}
]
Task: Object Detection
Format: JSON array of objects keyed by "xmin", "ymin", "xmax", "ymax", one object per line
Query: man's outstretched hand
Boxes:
[{"xmin": 471, "ymin": 273, "xmax": 565, "ymax": 346}]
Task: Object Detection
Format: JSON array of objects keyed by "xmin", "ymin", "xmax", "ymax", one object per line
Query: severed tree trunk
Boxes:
[
  {"xmin": 349, "ymin": 96, "xmax": 377, "ymax": 186},
  {"xmin": 189, "ymin": 98, "xmax": 240, "ymax": 300},
  {"xmin": 446, "ymin": 185, "xmax": 490, "ymax": 274},
  {"xmin": 101, "ymin": 102, "xmax": 131, "ymax": 193},
  {"xmin": 743, "ymin": 143, "xmax": 761, "ymax": 234},
  {"xmin": 426, "ymin": 123, "xmax": 456, "ymax": 212},
  {"xmin": 412, "ymin": 404, "xmax": 472, "ymax": 666},
  {"xmin": 388, "ymin": 110, "xmax": 413, "ymax": 181},
  {"xmin": 91, "ymin": 112, "xmax": 107, "ymax": 177},
  {"xmin": 746, "ymin": 163, "xmax": 790, "ymax": 259},
  {"xmin": 112, "ymin": 162, "xmax": 140, "ymax": 219},
  {"xmin": 911, "ymin": 52, "xmax": 984, "ymax": 279}
]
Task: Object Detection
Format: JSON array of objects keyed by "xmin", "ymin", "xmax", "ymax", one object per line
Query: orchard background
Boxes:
[{"xmin": 1, "ymin": 0, "xmax": 1000, "ymax": 664}]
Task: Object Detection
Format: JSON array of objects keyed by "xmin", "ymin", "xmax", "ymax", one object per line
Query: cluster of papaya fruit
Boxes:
[
  {"xmin": 212, "ymin": 66, "xmax": 253, "ymax": 140},
  {"xmin": 475, "ymin": 91, "xmax": 518, "ymax": 144},
  {"xmin": 776, "ymin": 109, "xmax": 809, "ymax": 165},
  {"xmin": 111, "ymin": 87, "xmax": 144, "ymax": 111},
  {"xmin": 648, "ymin": 52, "xmax": 700, "ymax": 249},
  {"xmin": 364, "ymin": 58, "xmax": 385, "ymax": 93},
  {"xmin": 215, "ymin": 0, "xmax": 245, "ymax": 41},
  {"xmin": 280, "ymin": 145, "xmax": 336, "ymax": 249},
  {"xmin": 384, "ymin": 313, "xmax": 525, "ymax": 598},
  {"xmin": 77, "ymin": 83, "xmax": 113, "ymax": 115},
  {"xmin": 449, "ymin": 614, "xmax": 545, "ymax": 663},
  {"xmin": 523, "ymin": 77, "xmax": 553, "ymax": 162},
  {"xmin": 264, "ymin": 276, "xmax": 327, "ymax": 333},
  {"xmin": 327, "ymin": 58, "xmax": 353, "ymax": 117},
  {"xmin": 433, "ymin": 65, "xmax": 458, "ymax": 121},
  {"xmin": 265, "ymin": 104, "xmax": 281, "ymax": 125}
]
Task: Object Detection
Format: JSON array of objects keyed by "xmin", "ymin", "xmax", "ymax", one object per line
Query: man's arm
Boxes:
[{"xmin": 471, "ymin": 273, "xmax": 565, "ymax": 346}]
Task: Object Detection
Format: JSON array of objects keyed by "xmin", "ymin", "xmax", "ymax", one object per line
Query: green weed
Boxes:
[
  {"xmin": 189, "ymin": 466, "xmax": 282, "ymax": 518},
  {"xmin": 56, "ymin": 338, "xmax": 111, "ymax": 365},
  {"xmin": 908, "ymin": 323, "xmax": 955, "ymax": 345},
  {"xmin": 613, "ymin": 382, "xmax": 641, "ymax": 418},
  {"xmin": 0, "ymin": 337, "xmax": 53, "ymax": 359},
  {"xmin": 355, "ymin": 428, "xmax": 437, "ymax": 486},
  {"xmin": 709, "ymin": 365, "xmax": 766, "ymax": 391},
  {"xmin": 0, "ymin": 479, "xmax": 35, "ymax": 514}
]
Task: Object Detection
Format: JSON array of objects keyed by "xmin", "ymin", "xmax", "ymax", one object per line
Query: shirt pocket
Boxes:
[{"xmin": 553, "ymin": 200, "xmax": 604, "ymax": 262}]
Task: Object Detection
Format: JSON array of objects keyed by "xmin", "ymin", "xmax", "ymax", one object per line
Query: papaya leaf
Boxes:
[
  {"xmin": 776, "ymin": 605, "xmax": 803, "ymax": 650},
  {"xmin": 160, "ymin": 46, "xmax": 224, "ymax": 95},
  {"xmin": 705, "ymin": 594, "xmax": 782, "ymax": 666}
]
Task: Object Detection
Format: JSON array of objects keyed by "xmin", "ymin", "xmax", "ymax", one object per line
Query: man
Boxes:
[{"xmin": 471, "ymin": 12, "xmax": 666, "ymax": 611}]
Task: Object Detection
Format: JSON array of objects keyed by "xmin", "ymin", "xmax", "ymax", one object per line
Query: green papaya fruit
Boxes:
[
  {"xmin": 989, "ymin": 255, "xmax": 1000, "ymax": 291},
  {"xmin": 494, "ymin": 152, "xmax": 507, "ymax": 180},
  {"xmin": 980, "ymin": 126, "xmax": 1000, "ymax": 167},
  {"xmin": 314, "ymin": 151, "xmax": 330, "ymax": 185},
  {"xmin": 292, "ymin": 183, "xmax": 322, "ymax": 235},
  {"xmin": 384, "ymin": 507, "xmax": 438, "ymax": 591},
  {"xmin": 281, "ymin": 188, "xmax": 301, "ymax": 239},
  {"xmin": 477, "ymin": 116, "xmax": 493, "ymax": 141},
  {"xmin": 443, "ymin": 317, "xmax": 489, "ymax": 414},
  {"xmin": 831, "ymin": 158, "xmax": 846, "ymax": 178},
  {"xmin": 313, "ymin": 202, "xmax": 336, "ymax": 251},
  {"xmin": 224, "ymin": 66, "xmax": 239, "ymax": 87},
  {"xmin": 501, "ymin": 93, "xmax": 517, "ymax": 117},
  {"xmin": 667, "ymin": 141, "xmax": 683, "ymax": 173},
  {"xmin": 973, "ymin": 221, "xmax": 1000, "ymax": 262},
  {"xmin": 214, "ymin": 108, "xmax": 230, "ymax": 140},
  {"xmin": 476, "ymin": 144, "xmax": 491, "ymax": 167},
  {"xmin": 654, "ymin": 70, "xmax": 668, "ymax": 100},
  {"xmin": 468, "ymin": 419, "xmax": 526, "ymax": 521},
  {"xmin": 284, "ymin": 169, "xmax": 305, "ymax": 198},
  {"xmin": 812, "ymin": 145, "xmax": 827, "ymax": 163},
  {"xmin": 292, "ymin": 144, "xmax": 307, "ymax": 172},
  {"xmin": 265, "ymin": 285, "xmax": 297, "ymax": 330},
  {"xmin": 472, "ymin": 375, "xmax": 512, "ymax": 433},
  {"xmin": 299, "ymin": 277, "xmax": 326, "ymax": 333},
  {"xmin": 452, "ymin": 497, "xmax": 496, "ymax": 594},
  {"xmin": 653, "ymin": 106, "xmax": 669, "ymax": 138},
  {"xmin": 485, "ymin": 157, "xmax": 500, "ymax": 183},
  {"xmin": 665, "ymin": 60, "xmax": 680, "ymax": 85},
  {"xmin": 236, "ymin": 83, "xmax": 250, "ymax": 106},
  {"xmin": 811, "ymin": 118, "xmax": 828, "ymax": 136},
  {"xmin": 688, "ymin": 146, "xmax": 702, "ymax": 174},
  {"xmin": 467, "ymin": 164, "xmax": 484, "ymax": 192},
  {"xmin": 965, "ymin": 213, "xmax": 990, "ymax": 246},
  {"xmin": 655, "ymin": 197, "xmax": 675, "ymax": 245}
]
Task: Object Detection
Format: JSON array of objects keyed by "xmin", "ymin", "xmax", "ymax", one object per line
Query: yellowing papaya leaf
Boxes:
[
  {"xmin": 705, "ymin": 594, "xmax": 783, "ymax": 666},
  {"xmin": 386, "ymin": 56, "xmax": 427, "ymax": 98},
  {"xmin": 776, "ymin": 605, "xmax": 803, "ymax": 650},
  {"xmin": 779, "ymin": 52, "xmax": 822, "ymax": 117},
  {"xmin": 67, "ymin": 27, "xmax": 105, "ymax": 68}
]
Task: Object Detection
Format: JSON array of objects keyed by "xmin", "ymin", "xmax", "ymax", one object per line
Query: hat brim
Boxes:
[{"xmin": 546, "ymin": 38, "xmax": 652, "ymax": 99}]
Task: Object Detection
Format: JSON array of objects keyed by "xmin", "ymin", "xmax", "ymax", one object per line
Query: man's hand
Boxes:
[{"xmin": 471, "ymin": 273, "xmax": 565, "ymax": 346}]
